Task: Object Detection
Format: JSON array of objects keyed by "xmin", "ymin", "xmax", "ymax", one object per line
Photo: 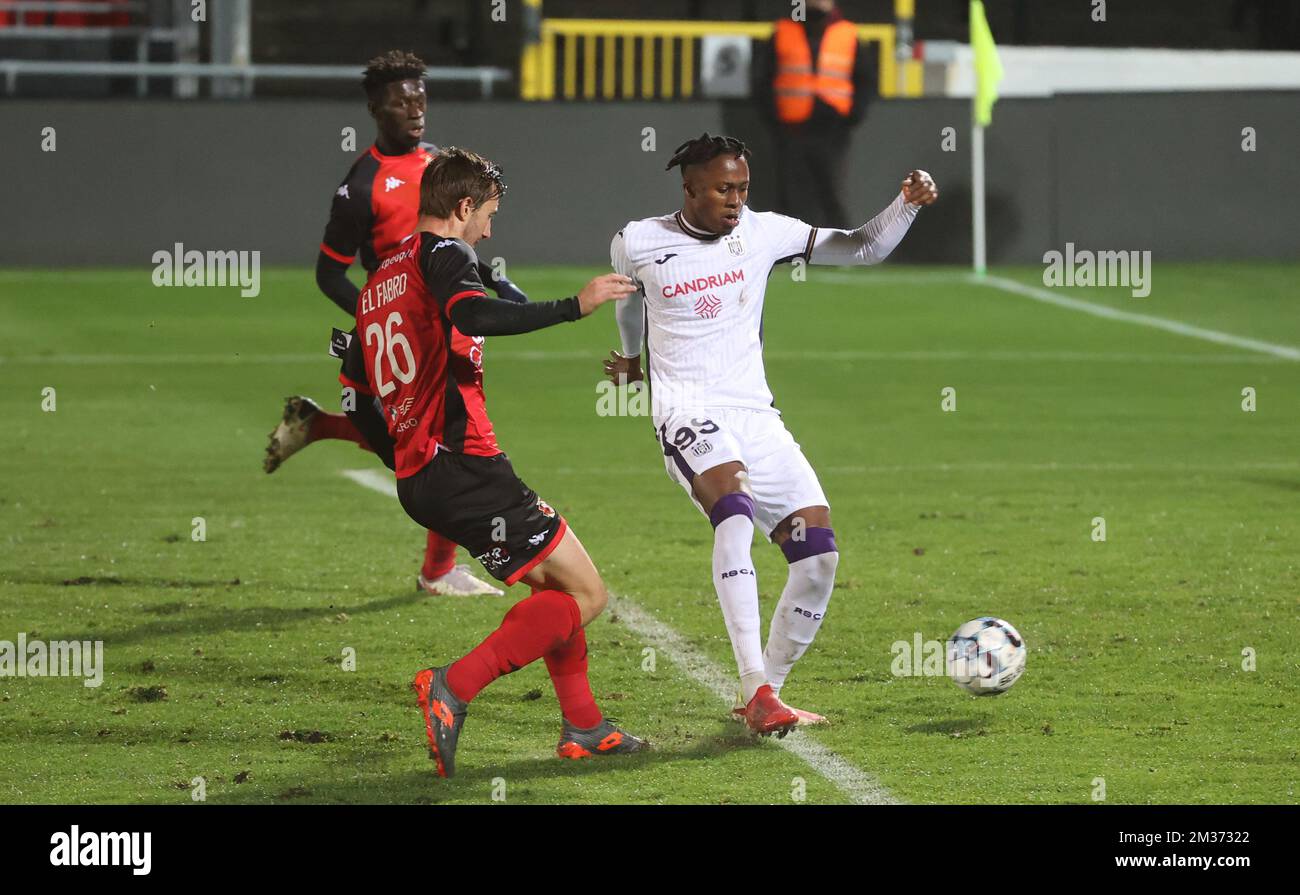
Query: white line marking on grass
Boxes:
[
  {"xmin": 342, "ymin": 467, "xmax": 398, "ymax": 497},
  {"xmin": 340, "ymin": 466, "xmax": 898, "ymax": 805},
  {"xmin": 0, "ymin": 353, "xmax": 334, "ymax": 366},
  {"xmin": 800, "ymin": 269, "xmax": 1300, "ymax": 361},
  {"xmin": 605, "ymin": 597, "xmax": 899, "ymax": 805},
  {"xmin": 818, "ymin": 461, "xmax": 1300, "ymax": 475},
  {"xmin": 811, "ymin": 270, "xmax": 969, "ymax": 286},
  {"xmin": 776, "ymin": 349, "xmax": 1283, "ymax": 365},
  {"xmin": 976, "ymin": 275, "xmax": 1300, "ymax": 362},
  {"xmin": 4, "ymin": 348, "xmax": 1284, "ymax": 366}
]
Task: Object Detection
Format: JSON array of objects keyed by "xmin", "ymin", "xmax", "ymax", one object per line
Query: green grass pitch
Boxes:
[{"xmin": 1, "ymin": 262, "xmax": 1296, "ymax": 804}]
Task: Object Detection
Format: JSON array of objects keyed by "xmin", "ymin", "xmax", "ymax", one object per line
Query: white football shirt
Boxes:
[{"xmin": 611, "ymin": 206, "xmax": 815, "ymax": 421}]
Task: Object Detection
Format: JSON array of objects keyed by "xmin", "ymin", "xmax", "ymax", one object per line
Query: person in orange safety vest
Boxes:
[{"xmin": 752, "ymin": 0, "xmax": 875, "ymax": 228}]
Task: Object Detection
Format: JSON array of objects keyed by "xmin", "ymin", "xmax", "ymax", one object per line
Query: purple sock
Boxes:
[
  {"xmin": 780, "ymin": 526, "xmax": 837, "ymax": 563},
  {"xmin": 710, "ymin": 492, "xmax": 755, "ymax": 528}
]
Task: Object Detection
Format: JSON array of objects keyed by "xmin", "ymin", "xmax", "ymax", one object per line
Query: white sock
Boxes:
[
  {"xmin": 711, "ymin": 513, "xmax": 765, "ymax": 703},
  {"xmin": 765, "ymin": 551, "xmax": 838, "ymax": 694}
]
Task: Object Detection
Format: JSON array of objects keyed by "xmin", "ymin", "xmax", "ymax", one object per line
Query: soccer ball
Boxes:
[{"xmin": 946, "ymin": 617, "xmax": 1026, "ymax": 695}]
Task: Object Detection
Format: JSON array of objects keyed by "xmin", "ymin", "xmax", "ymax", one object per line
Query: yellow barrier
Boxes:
[{"xmin": 522, "ymin": 18, "xmax": 906, "ymax": 102}]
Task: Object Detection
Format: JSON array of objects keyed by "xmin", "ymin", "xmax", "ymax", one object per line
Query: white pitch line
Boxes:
[
  {"xmin": 341, "ymin": 467, "xmax": 399, "ymax": 497},
  {"xmin": 776, "ymin": 349, "xmax": 1282, "ymax": 365},
  {"xmin": 0, "ymin": 353, "xmax": 335, "ymax": 366},
  {"xmin": 810, "ymin": 270, "xmax": 970, "ymax": 286},
  {"xmin": 3, "ymin": 348, "xmax": 1284, "ymax": 366},
  {"xmin": 975, "ymin": 275, "xmax": 1300, "ymax": 362},
  {"xmin": 340, "ymin": 466, "xmax": 898, "ymax": 805},
  {"xmin": 605, "ymin": 597, "xmax": 899, "ymax": 805}
]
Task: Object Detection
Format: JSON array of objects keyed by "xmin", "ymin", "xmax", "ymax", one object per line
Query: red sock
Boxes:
[
  {"xmin": 421, "ymin": 531, "xmax": 457, "ymax": 580},
  {"xmin": 545, "ymin": 626, "xmax": 602, "ymax": 729},
  {"xmin": 446, "ymin": 590, "xmax": 581, "ymax": 703},
  {"xmin": 306, "ymin": 411, "xmax": 369, "ymax": 447}
]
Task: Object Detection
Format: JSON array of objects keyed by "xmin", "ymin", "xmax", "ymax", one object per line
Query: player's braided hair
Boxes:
[
  {"xmin": 665, "ymin": 133, "xmax": 751, "ymax": 174},
  {"xmin": 362, "ymin": 50, "xmax": 427, "ymax": 102}
]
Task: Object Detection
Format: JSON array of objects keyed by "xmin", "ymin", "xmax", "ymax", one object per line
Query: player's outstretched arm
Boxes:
[
  {"xmin": 577, "ymin": 273, "xmax": 638, "ymax": 316},
  {"xmin": 448, "ymin": 274, "xmax": 635, "ymax": 338},
  {"xmin": 809, "ymin": 170, "xmax": 939, "ymax": 266}
]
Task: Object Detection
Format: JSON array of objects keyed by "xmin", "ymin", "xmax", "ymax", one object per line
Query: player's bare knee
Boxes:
[
  {"xmin": 695, "ymin": 462, "xmax": 750, "ymax": 511},
  {"xmin": 588, "ymin": 583, "xmax": 609, "ymax": 618},
  {"xmin": 552, "ymin": 553, "xmax": 608, "ymax": 619},
  {"xmin": 732, "ymin": 469, "xmax": 753, "ymax": 496},
  {"xmin": 774, "ymin": 506, "xmax": 831, "ymax": 543},
  {"xmin": 570, "ymin": 580, "xmax": 608, "ymax": 623}
]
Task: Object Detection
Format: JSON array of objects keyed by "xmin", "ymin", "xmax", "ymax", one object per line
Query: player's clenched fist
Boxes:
[
  {"xmin": 578, "ymin": 273, "xmax": 638, "ymax": 316},
  {"xmin": 902, "ymin": 170, "xmax": 939, "ymax": 206}
]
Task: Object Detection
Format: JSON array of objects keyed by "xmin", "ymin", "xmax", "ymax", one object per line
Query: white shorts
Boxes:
[{"xmin": 656, "ymin": 407, "xmax": 829, "ymax": 537}]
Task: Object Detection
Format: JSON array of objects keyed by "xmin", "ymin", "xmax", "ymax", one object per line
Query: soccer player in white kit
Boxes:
[{"xmin": 605, "ymin": 133, "xmax": 938, "ymax": 736}]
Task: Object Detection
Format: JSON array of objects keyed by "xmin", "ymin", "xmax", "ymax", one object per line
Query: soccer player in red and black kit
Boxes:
[
  {"xmin": 340, "ymin": 148, "xmax": 646, "ymax": 776},
  {"xmin": 264, "ymin": 50, "xmax": 522, "ymax": 597}
]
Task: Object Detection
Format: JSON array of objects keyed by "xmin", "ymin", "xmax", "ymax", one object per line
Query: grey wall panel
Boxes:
[
  {"xmin": 723, "ymin": 97, "xmax": 1055, "ymax": 265},
  {"xmin": 1051, "ymin": 92, "xmax": 1300, "ymax": 261},
  {"xmin": 0, "ymin": 100, "xmax": 727, "ymax": 269},
  {"xmin": 0, "ymin": 94, "xmax": 1296, "ymax": 269}
]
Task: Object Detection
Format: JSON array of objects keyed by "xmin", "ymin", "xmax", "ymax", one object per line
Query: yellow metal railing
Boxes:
[{"xmin": 521, "ymin": 18, "xmax": 909, "ymax": 102}]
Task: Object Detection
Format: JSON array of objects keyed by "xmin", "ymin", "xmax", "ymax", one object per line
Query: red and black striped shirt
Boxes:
[
  {"xmin": 342, "ymin": 232, "xmax": 500, "ymax": 476},
  {"xmin": 320, "ymin": 142, "xmax": 437, "ymax": 274}
]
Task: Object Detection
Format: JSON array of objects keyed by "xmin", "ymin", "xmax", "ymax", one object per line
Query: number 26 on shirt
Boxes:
[{"xmin": 365, "ymin": 311, "xmax": 416, "ymax": 397}]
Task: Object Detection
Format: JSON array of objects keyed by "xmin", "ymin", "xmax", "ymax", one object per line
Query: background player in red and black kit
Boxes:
[
  {"xmin": 341, "ymin": 148, "xmax": 644, "ymax": 776},
  {"xmin": 264, "ymin": 50, "xmax": 523, "ymax": 598}
]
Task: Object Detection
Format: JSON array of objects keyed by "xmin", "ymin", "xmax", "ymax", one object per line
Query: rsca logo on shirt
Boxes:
[{"xmin": 49, "ymin": 826, "xmax": 151, "ymax": 876}]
